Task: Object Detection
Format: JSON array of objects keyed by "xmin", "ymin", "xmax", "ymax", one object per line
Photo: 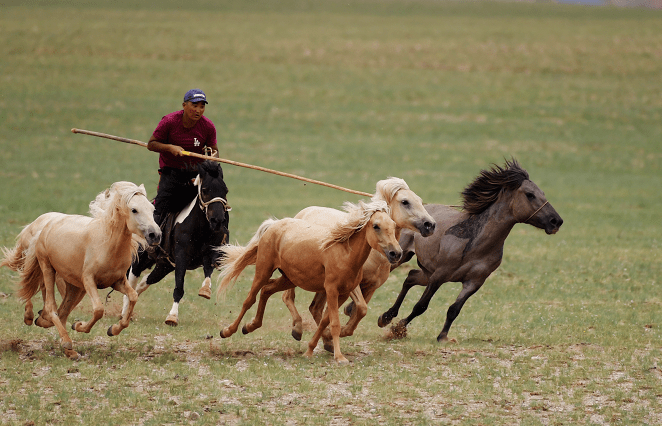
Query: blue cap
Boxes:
[{"xmin": 183, "ymin": 89, "xmax": 208, "ymax": 104}]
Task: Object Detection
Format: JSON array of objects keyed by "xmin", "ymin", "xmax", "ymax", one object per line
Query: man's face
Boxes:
[{"xmin": 183, "ymin": 101, "xmax": 206, "ymax": 122}]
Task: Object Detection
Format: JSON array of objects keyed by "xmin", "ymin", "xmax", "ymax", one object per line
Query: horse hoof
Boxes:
[
  {"xmin": 323, "ymin": 341, "xmax": 334, "ymax": 354},
  {"xmin": 377, "ymin": 314, "xmax": 391, "ymax": 328},
  {"xmin": 107, "ymin": 325, "xmax": 116, "ymax": 337},
  {"xmin": 198, "ymin": 286, "xmax": 211, "ymax": 300},
  {"xmin": 165, "ymin": 315, "xmax": 178, "ymax": 327},
  {"xmin": 241, "ymin": 325, "xmax": 249, "ymax": 335},
  {"xmin": 61, "ymin": 341, "xmax": 73, "ymax": 351},
  {"xmin": 344, "ymin": 303, "xmax": 354, "ymax": 318},
  {"xmin": 64, "ymin": 349, "xmax": 79, "ymax": 360},
  {"xmin": 335, "ymin": 356, "xmax": 350, "ymax": 365},
  {"xmin": 24, "ymin": 317, "xmax": 33, "ymax": 326},
  {"xmin": 220, "ymin": 329, "xmax": 229, "ymax": 339},
  {"xmin": 291, "ymin": 330, "xmax": 302, "ymax": 341}
]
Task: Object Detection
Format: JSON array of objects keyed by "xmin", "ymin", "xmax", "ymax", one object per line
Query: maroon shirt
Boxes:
[{"xmin": 152, "ymin": 110, "xmax": 217, "ymax": 169}]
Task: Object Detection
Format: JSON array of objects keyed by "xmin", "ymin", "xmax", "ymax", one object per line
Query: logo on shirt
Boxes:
[{"xmin": 194, "ymin": 138, "xmax": 200, "ymax": 147}]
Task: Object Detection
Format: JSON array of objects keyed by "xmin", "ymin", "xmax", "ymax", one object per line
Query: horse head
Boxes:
[
  {"xmin": 366, "ymin": 210, "xmax": 402, "ymax": 264},
  {"xmin": 512, "ymin": 180, "xmax": 563, "ymax": 235},
  {"xmin": 373, "ymin": 177, "xmax": 435, "ymax": 237},
  {"xmin": 195, "ymin": 161, "xmax": 231, "ymax": 234},
  {"xmin": 125, "ymin": 184, "xmax": 162, "ymax": 246}
]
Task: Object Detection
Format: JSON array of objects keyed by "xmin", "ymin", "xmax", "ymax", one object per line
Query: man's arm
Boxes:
[{"xmin": 147, "ymin": 135, "xmax": 184, "ymax": 156}]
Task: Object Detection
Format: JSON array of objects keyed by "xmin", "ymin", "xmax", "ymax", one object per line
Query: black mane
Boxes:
[
  {"xmin": 461, "ymin": 159, "xmax": 529, "ymax": 215},
  {"xmin": 196, "ymin": 160, "xmax": 223, "ymax": 179}
]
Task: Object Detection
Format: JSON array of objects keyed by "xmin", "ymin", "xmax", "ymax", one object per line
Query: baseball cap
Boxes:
[{"xmin": 183, "ymin": 89, "xmax": 208, "ymax": 104}]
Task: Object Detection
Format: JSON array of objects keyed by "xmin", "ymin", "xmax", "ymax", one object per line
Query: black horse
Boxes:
[
  {"xmin": 378, "ymin": 159, "xmax": 563, "ymax": 342},
  {"xmin": 121, "ymin": 161, "xmax": 230, "ymax": 326}
]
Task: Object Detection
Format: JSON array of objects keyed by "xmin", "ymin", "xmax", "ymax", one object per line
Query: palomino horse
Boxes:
[
  {"xmin": 217, "ymin": 200, "xmax": 402, "ymax": 363},
  {"xmin": 14, "ymin": 181, "xmax": 161, "ymax": 359},
  {"xmin": 280, "ymin": 177, "xmax": 435, "ymax": 348},
  {"xmin": 378, "ymin": 159, "xmax": 563, "ymax": 342},
  {"xmin": 122, "ymin": 161, "xmax": 230, "ymax": 326}
]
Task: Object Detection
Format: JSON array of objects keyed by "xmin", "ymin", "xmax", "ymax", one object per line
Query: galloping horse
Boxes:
[
  {"xmin": 122, "ymin": 160, "xmax": 230, "ymax": 326},
  {"xmin": 217, "ymin": 200, "xmax": 402, "ymax": 363},
  {"xmin": 378, "ymin": 159, "xmax": 563, "ymax": 342},
  {"xmin": 14, "ymin": 181, "xmax": 161, "ymax": 359},
  {"xmin": 280, "ymin": 177, "xmax": 435, "ymax": 348}
]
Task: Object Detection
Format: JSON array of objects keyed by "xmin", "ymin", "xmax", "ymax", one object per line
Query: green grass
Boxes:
[{"xmin": 1, "ymin": 0, "xmax": 661, "ymax": 424}]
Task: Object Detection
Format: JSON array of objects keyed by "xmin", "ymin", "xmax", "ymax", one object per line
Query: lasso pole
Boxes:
[{"xmin": 71, "ymin": 128, "xmax": 373, "ymax": 197}]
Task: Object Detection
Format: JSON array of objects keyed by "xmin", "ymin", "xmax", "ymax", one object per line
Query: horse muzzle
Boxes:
[
  {"xmin": 383, "ymin": 246, "xmax": 403, "ymax": 264},
  {"xmin": 418, "ymin": 219, "xmax": 436, "ymax": 238},
  {"xmin": 145, "ymin": 228, "xmax": 162, "ymax": 246},
  {"xmin": 545, "ymin": 215, "xmax": 563, "ymax": 235}
]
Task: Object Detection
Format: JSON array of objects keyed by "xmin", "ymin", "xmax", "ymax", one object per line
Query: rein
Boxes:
[{"xmin": 525, "ymin": 200, "xmax": 548, "ymax": 223}]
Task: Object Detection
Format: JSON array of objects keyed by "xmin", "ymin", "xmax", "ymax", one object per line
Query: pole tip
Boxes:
[{"xmin": 71, "ymin": 128, "xmax": 77, "ymax": 133}]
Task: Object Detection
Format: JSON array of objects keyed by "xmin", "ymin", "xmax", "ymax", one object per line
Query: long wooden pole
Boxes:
[{"xmin": 71, "ymin": 128, "xmax": 373, "ymax": 197}]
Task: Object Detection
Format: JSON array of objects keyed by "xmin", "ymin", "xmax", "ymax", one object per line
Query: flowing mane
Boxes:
[
  {"xmin": 320, "ymin": 200, "xmax": 389, "ymax": 250},
  {"xmin": 371, "ymin": 177, "xmax": 410, "ymax": 204},
  {"xmin": 461, "ymin": 159, "xmax": 529, "ymax": 215},
  {"xmin": 88, "ymin": 181, "xmax": 148, "ymax": 257}
]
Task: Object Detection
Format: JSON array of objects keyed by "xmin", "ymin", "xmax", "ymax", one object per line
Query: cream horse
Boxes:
[
  {"xmin": 280, "ymin": 177, "xmax": 435, "ymax": 346},
  {"xmin": 13, "ymin": 182, "xmax": 161, "ymax": 359},
  {"xmin": 217, "ymin": 200, "xmax": 402, "ymax": 363}
]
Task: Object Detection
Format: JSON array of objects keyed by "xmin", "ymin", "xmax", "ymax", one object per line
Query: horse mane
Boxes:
[
  {"xmin": 461, "ymin": 159, "xmax": 529, "ymax": 215},
  {"xmin": 371, "ymin": 177, "xmax": 410, "ymax": 204},
  {"xmin": 320, "ymin": 200, "xmax": 390, "ymax": 251},
  {"xmin": 88, "ymin": 181, "xmax": 148, "ymax": 257},
  {"xmin": 194, "ymin": 160, "xmax": 224, "ymax": 180}
]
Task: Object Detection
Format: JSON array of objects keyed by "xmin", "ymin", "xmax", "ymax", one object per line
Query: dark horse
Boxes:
[
  {"xmin": 121, "ymin": 160, "xmax": 231, "ymax": 326},
  {"xmin": 377, "ymin": 159, "xmax": 563, "ymax": 342}
]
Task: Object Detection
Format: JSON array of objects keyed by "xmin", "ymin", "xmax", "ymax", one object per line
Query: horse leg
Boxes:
[
  {"xmin": 391, "ymin": 272, "xmax": 447, "ymax": 340},
  {"xmin": 24, "ymin": 298, "xmax": 35, "ymax": 326},
  {"xmin": 38, "ymin": 261, "xmax": 77, "ymax": 359},
  {"xmin": 30, "ymin": 274, "xmax": 67, "ymax": 327},
  {"xmin": 220, "ymin": 263, "xmax": 274, "ymax": 338},
  {"xmin": 108, "ymin": 278, "xmax": 138, "ymax": 336},
  {"xmin": 306, "ymin": 286, "xmax": 348, "ymax": 364},
  {"xmin": 378, "ymin": 268, "xmax": 428, "ymax": 328},
  {"xmin": 436, "ymin": 279, "xmax": 484, "ymax": 343},
  {"xmin": 243, "ymin": 275, "xmax": 295, "ymax": 335},
  {"xmin": 198, "ymin": 255, "xmax": 215, "ymax": 300},
  {"xmin": 282, "ymin": 287, "xmax": 304, "ymax": 341},
  {"xmin": 166, "ymin": 259, "xmax": 188, "ymax": 327},
  {"xmin": 57, "ymin": 282, "xmax": 86, "ymax": 327},
  {"xmin": 72, "ymin": 276, "xmax": 105, "ymax": 335},
  {"xmin": 308, "ymin": 292, "xmax": 327, "ymax": 326}
]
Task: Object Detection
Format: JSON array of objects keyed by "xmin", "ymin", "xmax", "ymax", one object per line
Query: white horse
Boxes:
[{"xmin": 13, "ymin": 181, "xmax": 160, "ymax": 359}]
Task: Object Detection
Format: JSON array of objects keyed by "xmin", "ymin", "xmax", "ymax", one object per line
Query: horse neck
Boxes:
[
  {"xmin": 472, "ymin": 196, "xmax": 518, "ymax": 248},
  {"xmin": 99, "ymin": 217, "xmax": 134, "ymax": 258},
  {"xmin": 343, "ymin": 225, "xmax": 375, "ymax": 268}
]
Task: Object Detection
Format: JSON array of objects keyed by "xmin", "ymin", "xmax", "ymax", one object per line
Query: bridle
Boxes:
[
  {"xmin": 524, "ymin": 200, "xmax": 548, "ymax": 224},
  {"xmin": 194, "ymin": 175, "xmax": 232, "ymax": 219}
]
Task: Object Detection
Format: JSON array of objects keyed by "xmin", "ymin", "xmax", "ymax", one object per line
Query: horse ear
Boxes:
[{"xmin": 194, "ymin": 175, "xmax": 201, "ymax": 186}]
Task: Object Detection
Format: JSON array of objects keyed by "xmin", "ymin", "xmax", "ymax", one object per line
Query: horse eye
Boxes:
[
  {"xmin": 131, "ymin": 208, "xmax": 138, "ymax": 214},
  {"xmin": 526, "ymin": 193, "xmax": 535, "ymax": 200},
  {"xmin": 401, "ymin": 199, "xmax": 410, "ymax": 207},
  {"xmin": 373, "ymin": 224, "xmax": 380, "ymax": 230}
]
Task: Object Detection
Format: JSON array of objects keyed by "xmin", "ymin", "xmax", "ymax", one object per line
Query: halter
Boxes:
[
  {"xmin": 524, "ymin": 200, "xmax": 548, "ymax": 224},
  {"xmin": 194, "ymin": 175, "xmax": 232, "ymax": 218}
]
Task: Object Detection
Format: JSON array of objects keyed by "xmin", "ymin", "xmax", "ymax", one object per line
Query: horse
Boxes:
[
  {"xmin": 377, "ymin": 159, "xmax": 564, "ymax": 342},
  {"xmin": 14, "ymin": 181, "xmax": 161, "ymax": 359},
  {"xmin": 121, "ymin": 160, "xmax": 231, "ymax": 326},
  {"xmin": 279, "ymin": 177, "xmax": 436, "ymax": 349},
  {"xmin": 217, "ymin": 200, "xmax": 402, "ymax": 363}
]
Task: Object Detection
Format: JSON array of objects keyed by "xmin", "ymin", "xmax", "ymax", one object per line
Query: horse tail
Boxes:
[
  {"xmin": 0, "ymin": 242, "xmax": 26, "ymax": 272},
  {"xmin": 216, "ymin": 218, "xmax": 277, "ymax": 296},
  {"xmin": 15, "ymin": 243, "xmax": 43, "ymax": 303}
]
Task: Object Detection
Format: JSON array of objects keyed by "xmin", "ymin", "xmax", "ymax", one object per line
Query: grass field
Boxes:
[{"xmin": 1, "ymin": 0, "xmax": 661, "ymax": 424}]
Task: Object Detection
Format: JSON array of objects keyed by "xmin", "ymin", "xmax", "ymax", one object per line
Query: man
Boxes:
[{"xmin": 148, "ymin": 88, "xmax": 219, "ymax": 224}]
